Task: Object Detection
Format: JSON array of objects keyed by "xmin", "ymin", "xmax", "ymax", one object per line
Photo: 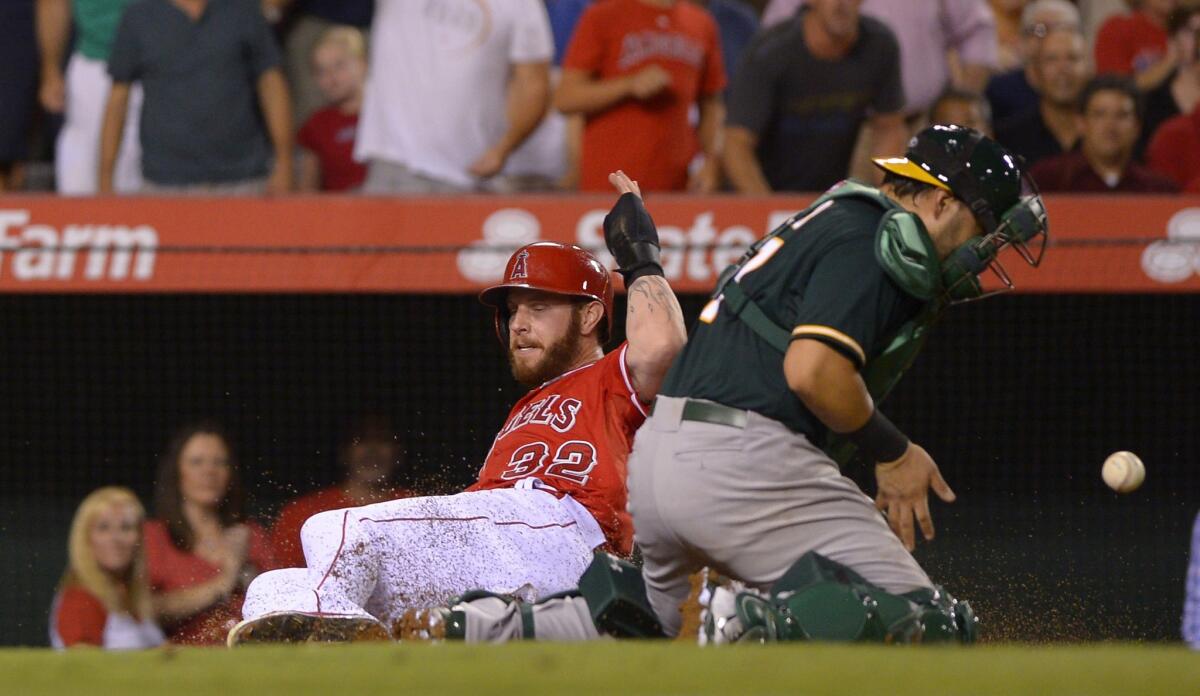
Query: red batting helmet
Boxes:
[{"xmin": 479, "ymin": 242, "xmax": 615, "ymax": 345}]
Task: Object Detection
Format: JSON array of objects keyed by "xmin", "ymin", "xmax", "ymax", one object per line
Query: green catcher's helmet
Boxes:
[{"xmin": 874, "ymin": 125, "xmax": 1048, "ymax": 300}]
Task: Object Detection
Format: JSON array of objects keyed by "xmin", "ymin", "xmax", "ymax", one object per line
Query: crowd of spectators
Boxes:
[
  {"xmin": 3, "ymin": 1, "xmax": 1199, "ymax": 196},
  {"xmin": 51, "ymin": 417, "xmax": 412, "ymax": 648}
]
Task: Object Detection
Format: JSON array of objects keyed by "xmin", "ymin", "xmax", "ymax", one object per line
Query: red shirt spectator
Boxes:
[
  {"xmin": 147, "ymin": 423, "xmax": 278, "ymax": 645},
  {"xmin": 144, "ymin": 518, "xmax": 276, "ymax": 644},
  {"xmin": 52, "ymin": 585, "xmax": 108, "ymax": 646},
  {"xmin": 1147, "ymin": 104, "xmax": 1200, "ymax": 187},
  {"xmin": 1031, "ymin": 150, "xmax": 1178, "ymax": 192},
  {"xmin": 50, "ymin": 585, "xmax": 164, "ymax": 649},
  {"xmin": 51, "ymin": 487, "xmax": 164, "ymax": 650},
  {"xmin": 561, "ymin": 0, "xmax": 726, "ymax": 192},
  {"xmin": 1093, "ymin": 5, "xmax": 1171, "ymax": 77},
  {"xmin": 298, "ymin": 107, "xmax": 367, "ymax": 191},
  {"xmin": 271, "ymin": 416, "xmax": 414, "ymax": 567}
]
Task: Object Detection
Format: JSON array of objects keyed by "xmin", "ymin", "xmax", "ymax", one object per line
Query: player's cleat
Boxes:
[{"xmin": 226, "ymin": 612, "xmax": 391, "ymax": 646}]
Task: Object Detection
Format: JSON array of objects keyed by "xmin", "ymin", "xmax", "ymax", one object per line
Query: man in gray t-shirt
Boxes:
[
  {"xmin": 723, "ymin": 0, "xmax": 906, "ymax": 193},
  {"xmin": 99, "ymin": 0, "xmax": 292, "ymax": 193}
]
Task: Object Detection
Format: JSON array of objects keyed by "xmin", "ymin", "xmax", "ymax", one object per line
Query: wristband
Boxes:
[
  {"xmin": 846, "ymin": 409, "xmax": 909, "ymax": 464},
  {"xmin": 620, "ymin": 254, "xmax": 664, "ymax": 286}
]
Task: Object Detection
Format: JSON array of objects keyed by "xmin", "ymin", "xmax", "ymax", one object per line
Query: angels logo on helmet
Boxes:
[{"xmin": 510, "ymin": 250, "xmax": 530, "ymax": 280}]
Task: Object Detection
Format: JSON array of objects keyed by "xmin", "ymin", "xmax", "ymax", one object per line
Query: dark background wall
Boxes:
[{"xmin": 1, "ymin": 293, "xmax": 1196, "ymax": 645}]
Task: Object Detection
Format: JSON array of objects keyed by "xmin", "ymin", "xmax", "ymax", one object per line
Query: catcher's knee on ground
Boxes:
[
  {"xmin": 707, "ymin": 551, "xmax": 978, "ymax": 644},
  {"xmin": 443, "ymin": 553, "xmax": 666, "ymax": 642}
]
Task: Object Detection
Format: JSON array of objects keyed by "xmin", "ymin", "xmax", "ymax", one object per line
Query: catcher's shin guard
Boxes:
[
  {"xmin": 730, "ymin": 552, "xmax": 978, "ymax": 645},
  {"xmin": 226, "ymin": 612, "xmax": 390, "ymax": 646},
  {"xmin": 577, "ymin": 552, "xmax": 664, "ymax": 638}
]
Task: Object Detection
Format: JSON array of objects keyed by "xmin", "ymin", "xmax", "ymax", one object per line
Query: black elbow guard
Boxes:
[{"xmin": 603, "ymin": 192, "xmax": 664, "ymax": 285}]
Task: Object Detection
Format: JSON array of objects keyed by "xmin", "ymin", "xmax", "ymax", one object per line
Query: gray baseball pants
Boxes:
[{"xmin": 632, "ymin": 396, "xmax": 933, "ymax": 637}]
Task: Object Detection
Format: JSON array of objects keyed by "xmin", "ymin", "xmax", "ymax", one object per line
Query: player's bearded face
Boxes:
[{"xmin": 507, "ymin": 299, "xmax": 587, "ymax": 387}]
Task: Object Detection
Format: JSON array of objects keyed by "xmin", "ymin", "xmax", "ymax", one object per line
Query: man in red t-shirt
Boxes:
[
  {"xmin": 230, "ymin": 171, "xmax": 687, "ymax": 644},
  {"xmin": 271, "ymin": 416, "xmax": 417, "ymax": 568},
  {"xmin": 557, "ymin": 0, "xmax": 726, "ymax": 192}
]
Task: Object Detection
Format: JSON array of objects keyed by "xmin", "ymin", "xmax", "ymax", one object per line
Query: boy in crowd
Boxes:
[{"xmin": 296, "ymin": 26, "xmax": 368, "ymax": 192}]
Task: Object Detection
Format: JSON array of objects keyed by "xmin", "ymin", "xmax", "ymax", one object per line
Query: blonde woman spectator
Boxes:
[
  {"xmin": 144, "ymin": 423, "xmax": 277, "ymax": 645},
  {"xmin": 297, "ymin": 26, "xmax": 368, "ymax": 192},
  {"xmin": 50, "ymin": 487, "xmax": 165, "ymax": 649}
]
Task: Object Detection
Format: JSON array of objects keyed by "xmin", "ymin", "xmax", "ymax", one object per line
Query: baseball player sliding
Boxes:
[{"xmin": 228, "ymin": 171, "xmax": 685, "ymax": 644}]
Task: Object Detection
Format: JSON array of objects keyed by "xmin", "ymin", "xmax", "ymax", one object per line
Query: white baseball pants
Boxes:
[{"xmin": 242, "ymin": 486, "xmax": 605, "ymax": 627}]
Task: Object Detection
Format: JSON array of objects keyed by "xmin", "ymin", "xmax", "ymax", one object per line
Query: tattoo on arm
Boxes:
[{"xmin": 627, "ymin": 275, "xmax": 686, "ymax": 335}]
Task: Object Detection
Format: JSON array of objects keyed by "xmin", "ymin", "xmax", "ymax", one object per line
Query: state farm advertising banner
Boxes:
[{"xmin": 0, "ymin": 194, "xmax": 1198, "ymax": 293}]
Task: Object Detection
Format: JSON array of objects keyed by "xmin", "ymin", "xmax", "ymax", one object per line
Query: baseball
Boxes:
[{"xmin": 1102, "ymin": 451, "xmax": 1145, "ymax": 493}]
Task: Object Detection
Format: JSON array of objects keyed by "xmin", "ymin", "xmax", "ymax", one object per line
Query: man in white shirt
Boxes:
[{"xmin": 355, "ymin": 0, "xmax": 554, "ymax": 193}]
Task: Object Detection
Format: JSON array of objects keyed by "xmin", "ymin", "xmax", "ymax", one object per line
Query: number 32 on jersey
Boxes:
[{"xmin": 500, "ymin": 440, "xmax": 598, "ymax": 486}]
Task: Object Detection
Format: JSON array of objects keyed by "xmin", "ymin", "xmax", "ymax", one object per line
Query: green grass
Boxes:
[{"xmin": 3, "ymin": 643, "xmax": 1198, "ymax": 696}]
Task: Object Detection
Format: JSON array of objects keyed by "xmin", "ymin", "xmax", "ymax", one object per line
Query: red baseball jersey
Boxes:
[
  {"xmin": 469, "ymin": 343, "xmax": 647, "ymax": 556},
  {"xmin": 563, "ymin": 0, "xmax": 726, "ymax": 192}
]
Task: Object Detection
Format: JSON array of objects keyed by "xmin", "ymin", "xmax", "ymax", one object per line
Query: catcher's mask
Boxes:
[
  {"xmin": 479, "ymin": 242, "xmax": 615, "ymax": 346},
  {"xmin": 874, "ymin": 125, "xmax": 1049, "ymax": 303}
]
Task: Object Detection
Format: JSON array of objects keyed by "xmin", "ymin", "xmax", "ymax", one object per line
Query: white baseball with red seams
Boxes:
[
  {"xmin": 1102, "ymin": 451, "xmax": 1145, "ymax": 493},
  {"xmin": 241, "ymin": 344, "xmax": 646, "ymax": 628}
]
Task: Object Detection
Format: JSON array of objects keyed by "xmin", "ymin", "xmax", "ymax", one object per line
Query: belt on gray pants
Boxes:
[{"xmin": 650, "ymin": 397, "xmax": 748, "ymax": 429}]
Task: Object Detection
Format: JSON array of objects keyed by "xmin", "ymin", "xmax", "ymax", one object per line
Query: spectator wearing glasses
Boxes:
[
  {"xmin": 994, "ymin": 25, "xmax": 1089, "ymax": 167},
  {"xmin": 986, "ymin": 0, "xmax": 1082, "ymax": 126}
]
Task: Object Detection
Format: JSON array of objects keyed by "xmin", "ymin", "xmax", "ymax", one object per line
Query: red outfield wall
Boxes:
[{"xmin": 1, "ymin": 194, "xmax": 1198, "ymax": 293}]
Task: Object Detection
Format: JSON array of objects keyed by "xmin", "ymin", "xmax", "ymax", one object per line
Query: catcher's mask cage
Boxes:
[{"xmin": 875, "ymin": 125, "xmax": 1049, "ymax": 303}]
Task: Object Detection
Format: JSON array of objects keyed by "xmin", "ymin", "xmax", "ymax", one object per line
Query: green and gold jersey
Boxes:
[{"xmin": 661, "ymin": 194, "xmax": 924, "ymax": 444}]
